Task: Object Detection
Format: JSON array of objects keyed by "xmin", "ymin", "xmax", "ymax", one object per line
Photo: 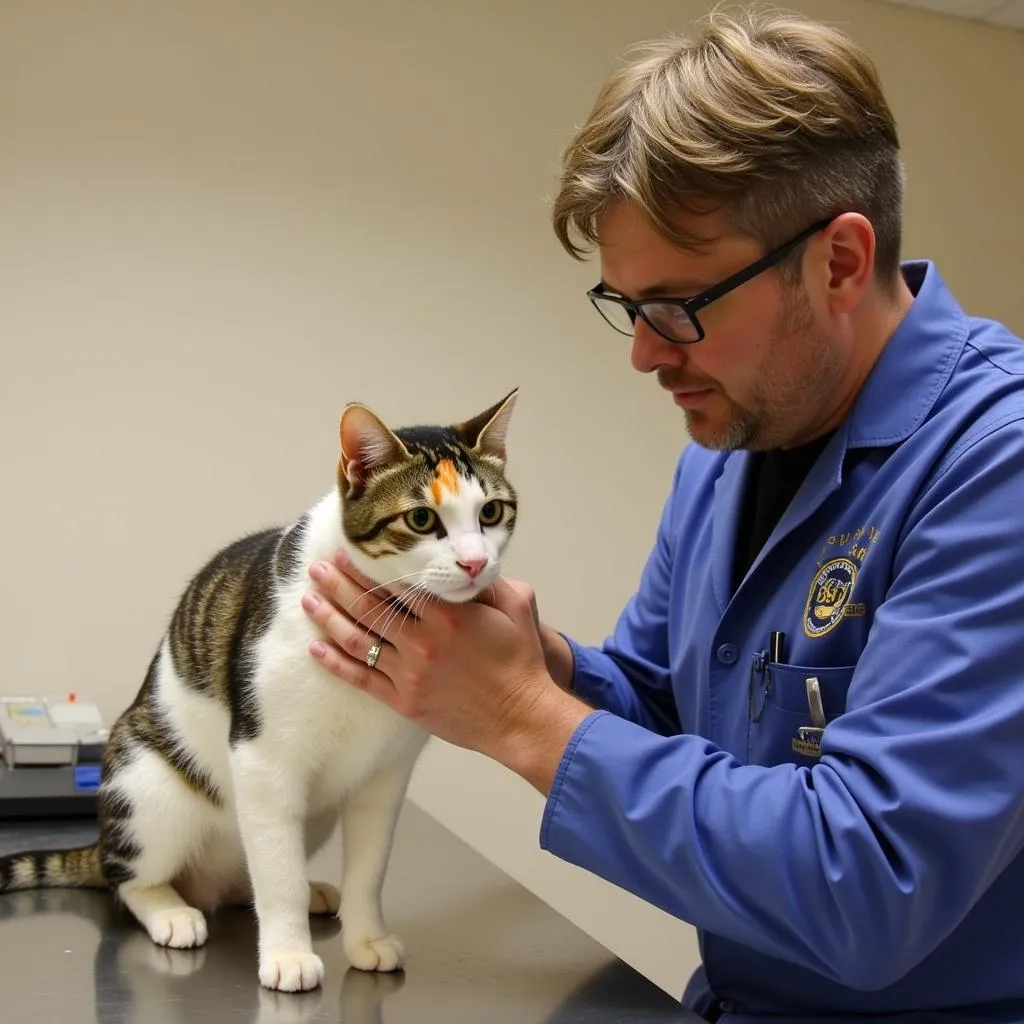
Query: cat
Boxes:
[{"xmin": 0, "ymin": 388, "xmax": 519, "ymax": 993}]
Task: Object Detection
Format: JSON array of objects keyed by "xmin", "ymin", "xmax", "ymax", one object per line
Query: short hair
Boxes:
[{"xmin": 552, "ymin": 5, "xmax": 905, "ymax": 285}]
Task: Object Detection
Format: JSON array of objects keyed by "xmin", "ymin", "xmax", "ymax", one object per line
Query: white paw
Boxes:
[
  {"xmin": 344, "ymin": 933, "xmax": 405, "ymax": 972},
  {"xmin": 259, "ymin": 950, "xmax": 325, "ymax": 992},
  {"xmin": 146, "ymin": 907, "xmax": 208, "ymax": 949},
  {"xmin": 308, "ymin": 880, "xmax": 341, "ymax": 915}
]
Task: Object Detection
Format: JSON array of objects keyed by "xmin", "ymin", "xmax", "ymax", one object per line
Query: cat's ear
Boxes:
[
  {"xmin": 456, "ymin": 387, "xmax": 518, "ymax": 463},
  {"xmin": 339, "ymin": 404, "xmax": 410, "ymax": 492}
]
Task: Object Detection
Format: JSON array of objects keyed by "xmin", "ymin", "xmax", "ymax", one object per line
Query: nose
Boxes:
[
  {"xmin": 630, "ymin": 317, "xmax": 685, "ymax": 375},
  {"xmin": 457, "ymin": 555, "xmax": 488, "ymax": 579}
]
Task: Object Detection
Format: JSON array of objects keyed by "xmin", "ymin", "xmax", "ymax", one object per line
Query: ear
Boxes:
[
  {"xmin": 456, "ymin": 388, "xmax": 518, "ymax": 463},
  {"xmin": 339, "ymin": 403, "xmax": 411, "ymax": 492},
  {"xmin": 819, "ymin": 212, "xmax": 876, "ymax": 315}
]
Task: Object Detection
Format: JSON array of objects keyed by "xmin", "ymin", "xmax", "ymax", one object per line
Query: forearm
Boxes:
[
  {"xmin": 494, "ymin": 621, "xmax": 677, "ymax": 795},
  {"xmin": 491, "ymin": 681, "xmax": 595, "ymax": 796},
  {"xmin": 559, "ymin": 629, "xmax": 681, "ymax": 735},
  {"xmin": 538, "ymin": 710, "xmax": 1017, "ymax": 991}
]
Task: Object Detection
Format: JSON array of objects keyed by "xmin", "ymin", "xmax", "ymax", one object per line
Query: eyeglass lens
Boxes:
[{"xmin": 592, "ymin": 296, "xmax": 699, "ymax": 343}]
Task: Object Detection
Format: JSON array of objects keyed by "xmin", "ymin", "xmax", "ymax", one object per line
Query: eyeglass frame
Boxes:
[{"xmin": 586, "ymin": 216, "xmax": 835, "ymax": 344}]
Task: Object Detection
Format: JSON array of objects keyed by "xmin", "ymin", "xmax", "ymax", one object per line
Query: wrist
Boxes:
[
  {"xmin": 539, "ymin": 625, "xmax": 575, "ymax": 692},
  {"xmin": 492, "ymin": 677, "xmax": 591, "ymax": 795}
]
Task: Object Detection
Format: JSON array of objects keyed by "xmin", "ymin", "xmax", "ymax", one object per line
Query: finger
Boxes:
[
  {"xmin": 329, "ymin": 551, "xmax": 423, "ymax": 627},
  {"xmin": 475, "ymin": 576, "xmax": 535, "ymax": 618},
  {"xmin": 301, "ymin": 589, "xmax": 394, "ymax": 679},
  {"xmin": 333, "ymin": 549, "xmax": 385, "ymax": 594},
  {"xmin": 308, "ymin": 558, "xmax": 389, "ymax": 624},
  {"xmin": 309, "ymin": 639, "xmax": 398, "ymax": 704}
]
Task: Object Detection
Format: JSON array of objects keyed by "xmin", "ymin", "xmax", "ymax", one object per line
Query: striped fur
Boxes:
[
  {"xmin": 0, "ymin": 843, "xmax": 104, "ymax": 892},
  {"xmin": 0, "ymin": 389, "xmax": 519, "ymax": 993}
]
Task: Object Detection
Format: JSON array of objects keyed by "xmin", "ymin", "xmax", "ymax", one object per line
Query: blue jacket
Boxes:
[{"xmin": 540, "ymin": 261, "xmax": 1024, "ymax": 1022}]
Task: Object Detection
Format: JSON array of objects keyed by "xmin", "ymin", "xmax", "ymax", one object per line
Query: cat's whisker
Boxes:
[
  {"xmin": 404, "ymin": 581, "xmax": 431, "ymax": 614},
  {"xmin": 398, "ymin": 586, "xmax": 435, "ymax": 638},
  {"xmin": 414, "ymin": 591, "xmax": 439, "ymax": 620},
  {"xmin": 346, "ymin": 570, "xmax": 428, "ymax": 621},
  {"xmin": 354, "ymin": 569, "xmax": 427, "ymax": 600},
  {"xmin": 368, "ymin": 578, "xmax": 431, "ymax": 642},
  {"xmin": 395, "ymin": 585, "xmax": 430, "ymax": 639},
  {"xmin": 350, "ymin": 580, "xmax": 425, "ymax": 632},
  {"xmin": 376, "ymin": 586, "xmax": 424, "ymax": 643},
  {"xmin": 392, "ymin": 587, "xmax": 432, "ymax": 642},
  {"xmin": 355, "ymin": 601, "xmax": 394, "ymax": 635},
  {"xmin": 361, "ymin": 597, "xmax": 407, "ymax": 640}
]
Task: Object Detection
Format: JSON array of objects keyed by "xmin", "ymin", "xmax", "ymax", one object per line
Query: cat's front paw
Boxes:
[
  {"xmin": 308, "ymin": 880, "xmax": 341, "ymax": 915},
  {"xmin": 344, "ymin": 932, "xmax": 405, "ymax": 972},
  {"xmin": 145, "ymin": 907, "xmax": 208, "ymax": 949},
  {"xmin": 259, "ymin": 949, "xmax": 325, "ymax": 992}
]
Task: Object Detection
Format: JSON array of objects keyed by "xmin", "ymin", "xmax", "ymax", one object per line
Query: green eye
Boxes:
[
  {"xmin": 479, "ymin": 500, "xmax": 503, "ymax": 527},
  {"xmin": 405, "ymin": 507, "xmax": 438, "ymax": 534}
]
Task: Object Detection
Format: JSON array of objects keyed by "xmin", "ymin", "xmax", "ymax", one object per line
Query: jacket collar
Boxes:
[{"xmin": 844, "ymin": 260, "xmax": 969, "ymax": 449}]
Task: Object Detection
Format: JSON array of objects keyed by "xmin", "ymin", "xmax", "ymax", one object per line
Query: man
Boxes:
[{"xmin": 301, "ymin": 7, "xmax": 1024, "ymax": 1021}]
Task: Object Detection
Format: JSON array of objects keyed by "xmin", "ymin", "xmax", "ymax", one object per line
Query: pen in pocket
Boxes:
[{"xmin": 792, "ymin": 675, "xmax": 827, "ymax": 758}]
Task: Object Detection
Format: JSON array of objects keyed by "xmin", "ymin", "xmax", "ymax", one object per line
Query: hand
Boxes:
[{"xmin": 300, "ymin": 552, "xmax": 592, "ymax": 794}]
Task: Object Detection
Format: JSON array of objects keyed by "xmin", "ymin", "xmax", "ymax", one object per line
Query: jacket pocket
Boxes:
[{"xmin": 747, "ymin": 661, "xmax": 855, "ymax": 767}]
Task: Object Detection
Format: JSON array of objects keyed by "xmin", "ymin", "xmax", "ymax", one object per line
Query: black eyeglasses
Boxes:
[{"xmin": 587, "ymin": 217, "xmax": 833, "ymax": 344}]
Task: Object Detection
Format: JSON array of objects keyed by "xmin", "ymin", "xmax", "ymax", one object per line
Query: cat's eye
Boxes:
[
  {"xmin": 404, "ymin": 507, "xmax": 438, "ymax": 534},
  {"xmin": 479, "ymin": 500, "xmax": 504, "ymax": 527}
]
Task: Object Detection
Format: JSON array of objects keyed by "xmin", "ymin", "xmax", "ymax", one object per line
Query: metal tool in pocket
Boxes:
[{"xmin": 791, "ymin": 675, "xmax": 827, "ymax": 758}]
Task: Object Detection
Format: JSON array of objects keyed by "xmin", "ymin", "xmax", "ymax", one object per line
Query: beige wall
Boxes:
[{"xmin": 1, "ymin": 0, "xmax": 1021, "ymax": 1000}]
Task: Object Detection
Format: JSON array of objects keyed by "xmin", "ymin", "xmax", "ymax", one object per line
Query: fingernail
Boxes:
[
  {"xmin": 302, "ymin": 592, "xmax": 321, "ymax": 612},
  {"xmin": 309, "ymin": 561, "xmax": 328, "ymax": 581},
  {"xmin": 310, "ymin": 641, "xmax": 327, "ymax": 658},
  {"xmin": 334, "ymin": 549, "xmax": 350, "ymax": 569}
]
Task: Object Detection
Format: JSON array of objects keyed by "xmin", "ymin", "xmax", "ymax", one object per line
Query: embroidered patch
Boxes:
[{"xmin": 803, "ymin": 557, "xmax": 859, "ymax": 639}]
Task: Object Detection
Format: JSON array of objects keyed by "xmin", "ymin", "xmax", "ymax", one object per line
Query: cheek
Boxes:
[
  {"xmin": 702, "ymin": 316, "xmax": 772, "ymax": 396},
  {"xmin": 704, "ymin": 284, "xmax": 780, "ymax": 364},
  {"xmin": 481, "ymin": 526, "xmax": 511, "ymax": 560},
  {"xmin": 378, "ymin": 536, "xmax": 444, "ymax": 574}
]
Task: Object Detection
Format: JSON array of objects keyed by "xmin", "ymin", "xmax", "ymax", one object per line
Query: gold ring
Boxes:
[{"xmin": 366, "ymin": 642, "xmax": 382, "ymax": 669}]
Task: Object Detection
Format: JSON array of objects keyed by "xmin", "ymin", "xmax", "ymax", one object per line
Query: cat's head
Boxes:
[{"xmin": 336, "ymin": 389, "xmax": 518, "ymax": 604}]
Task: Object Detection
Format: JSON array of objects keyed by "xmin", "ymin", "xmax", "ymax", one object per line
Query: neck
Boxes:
[{"xmin": 787, "ymin": 273, "xmax": 916, "ymax": 449}]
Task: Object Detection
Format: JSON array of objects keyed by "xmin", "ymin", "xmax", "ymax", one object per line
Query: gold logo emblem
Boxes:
[{"xmin": 803, "ymin": 557, "xmax": 858, "ymax": 639}]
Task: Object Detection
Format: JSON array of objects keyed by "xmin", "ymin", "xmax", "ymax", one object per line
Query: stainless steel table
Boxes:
[{"xmin": 0, "ymin": 802, "xmax": 697, "ymax": 1023}]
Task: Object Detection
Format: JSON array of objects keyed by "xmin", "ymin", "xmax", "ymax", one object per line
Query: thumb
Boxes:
[{"xmin": 477, "ymin": 577, "xmax": 539, "ymax": 626}]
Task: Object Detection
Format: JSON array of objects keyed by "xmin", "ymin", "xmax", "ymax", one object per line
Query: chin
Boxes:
[
  {"xmin": 436, "ymin": 579, "xmax": 490, "ymax": 604},
  {"xmin": 436, "ymin": 586, "xmax": 478, "ymax": 604}
]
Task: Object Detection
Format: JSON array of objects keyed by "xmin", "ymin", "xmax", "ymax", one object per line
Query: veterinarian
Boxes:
[{"xmin": 301, "ymin": 7, "xmax": 1024, "ymax": 1021}]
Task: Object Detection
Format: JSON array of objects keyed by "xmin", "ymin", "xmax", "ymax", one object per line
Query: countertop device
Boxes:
[{"xmin": 0, "ymin": 693, "xmax": 108, "ymax": 818}]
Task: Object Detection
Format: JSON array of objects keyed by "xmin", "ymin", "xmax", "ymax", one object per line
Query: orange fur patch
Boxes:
[{"xmin": 430, "ymin": 458, "xmax": 461, "ymax": 505}]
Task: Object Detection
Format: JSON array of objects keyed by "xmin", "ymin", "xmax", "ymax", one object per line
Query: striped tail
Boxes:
[{"xmin": 0, "ymin": 843, "xmax": 105, "ymax": 893}]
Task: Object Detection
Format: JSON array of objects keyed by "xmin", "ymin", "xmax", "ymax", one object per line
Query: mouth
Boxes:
[
  {"xmin": 670, "ymin": 388, "xmax": 715, "ymax": 409},
  {"xmin": 440, "ymin": 581, "xmax": 485, "ymax": 604}
]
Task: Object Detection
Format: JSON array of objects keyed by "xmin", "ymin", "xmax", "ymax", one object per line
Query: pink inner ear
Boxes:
[
  {"xmin": 340, "ymin": 404, "xmax": 408, "ymax": 489},
  {"xmin": 343, "ymin": 456, "xmax": 366, "ymax": 489}
]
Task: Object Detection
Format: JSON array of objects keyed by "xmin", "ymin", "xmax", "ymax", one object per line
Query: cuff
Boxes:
[{"xmin": 539, "ymin": 709, "xmax": 612, "ymax": 853}]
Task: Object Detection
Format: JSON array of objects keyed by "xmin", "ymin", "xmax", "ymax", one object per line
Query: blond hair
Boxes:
[{"xmin": 553, "ymin": 5, "xmax": 904, "ymax": 283}]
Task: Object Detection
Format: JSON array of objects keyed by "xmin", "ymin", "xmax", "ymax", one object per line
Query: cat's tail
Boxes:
[{"xmin": 0, "ymin": 843, "xmax": 105, "ymax": 893}]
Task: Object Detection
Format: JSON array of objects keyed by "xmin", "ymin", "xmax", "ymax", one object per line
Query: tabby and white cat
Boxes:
[{"xmin": 0, "ymin": 389, "xmax": 519, "ymax": 993}]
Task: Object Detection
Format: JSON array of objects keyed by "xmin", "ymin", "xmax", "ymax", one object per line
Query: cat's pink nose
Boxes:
[{"xmin": 457, "ymin": 555, "xmax": 488, "ymax": 579}]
